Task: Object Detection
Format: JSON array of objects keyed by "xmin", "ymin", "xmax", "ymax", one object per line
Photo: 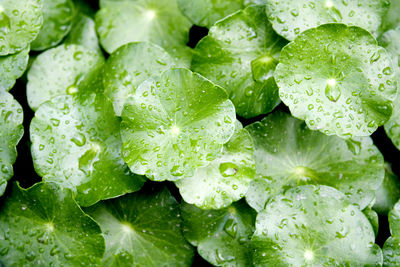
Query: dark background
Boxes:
[{"xmin": 3, "ymin": 5, "xmax": 398, "ymax": 266}]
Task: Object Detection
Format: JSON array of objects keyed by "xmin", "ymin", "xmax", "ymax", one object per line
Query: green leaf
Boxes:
[
  {"xmin": 265, "ymin": 0, "xmax": 389, "ymax": 41},
  {"xmin": 380, "ymin": 0, "xmax": 400, "ymax": 32},
  {"xmin": 30, "ymin": 94, "xmax": 145, "ymax": 207},
  {"xmin": 64, "ymin": 13, "xmax": 102, "ymax": 54},
  {"xmin": 31, "ymin": 0, "xmax": 75, "ymax": 51},
  {"xmin": 275, "ymin": 24, "xmax": 397, "ymax": 138},
  {"xmin": 389, "ymin": 199, "xmax": 400, "ymax": 236},
  {"xmin": 27, "ymin": 44, "xmax": 105, "ymax": 111},
  {"xmin": 0, "ymin": 92, "xmax": 23, "ymax": 196},
  {"xmin": 176, "ymin": 121, "xmax": 256, "ymax": 209},
  {"xmin": 94, "ymin": 0, "xmax": 192, "ymax": 58},
  {"xmin": 103, "ymin": 42, "xmax": 176, "ymax": 116},
  {"xmin": 383, "ymin": 237, "xmax": 400, "ymax": 266},
  {"xmin": 0, "ymin": 182, "xmax": 105, "ymax": 266},
  {"xmin": 182, "ymin": 200, "xmax": 256, "ymax": 266},
  {"xmin": 178, "ymin": 0, "xmax": 244, "ymax": 28},
  {"xmin": 363, "ymin": 207, "xmax": 379, "ymax": 237},
  {"xmin": 0, "ymin": 0, "xmax": 42, "ymax": 55},
  {"xmin": 373, "ymin": 163, "xmax": 400, "ymax": 215},
  {"xmin": 192, "ymin": 5, "xmax": 286, "ymax": 118},
  {"xmin": 379, "ymin": 25, "xmax": 400, "ymax": 68},
  {"xmin": 85, "ymin": 186, "xmax": 194, "ymax": 266},
  {"xmin": 121, "ymin": 68, "xmax": 236, "ymax": 181},
  {"xmin": 0, "ymin": 46, "xmax": 29, "ymax": 92},
  {"xmin": 385, "ymin": 84, "xmax": 400, "ymax": 150},
  {"xmin": 245, "ymin": 112, "xmax": 384, "ymax": 212},
  {"xmin": 252, "ymin": 185, "xmax": 382, "ymax": 266}
]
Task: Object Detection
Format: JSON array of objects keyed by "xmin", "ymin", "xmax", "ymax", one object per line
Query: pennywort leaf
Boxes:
[
  {"xmin": 0, "ymin": 182, "xmax": 105, "ymax": 266},
  {"xmin": 245, "ymin": 112, "xmax": 384, "ymax": 211},
  {"xmin": 0, "ymin": 46, "xmax": 29, "ymax": 92},
  {"xmin": 30, "ymin": 94, "xmax": 145, "ymax": 207},
  {"xmin": 275, "ymin": 24, "xmax": 397, "ymax": 138},
  {"xmin": 121, "ymin": 68, "xmax": 236, "ymax": 181},
  {"xmin": 192, "ymin": 5, "xmax": 286, "ymax": 118}
]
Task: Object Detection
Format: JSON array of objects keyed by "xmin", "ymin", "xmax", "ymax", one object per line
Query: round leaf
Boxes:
[
  {"xmin": 178, "ymin": 0, "xmax": 244, "ymax": 28},
  {"xmin": 363, "ymin": 207, "xmax": 379, "ymax": 237},
  {"xmin": 176, "ymin": 121, "xmax": 256, "ymax": 209},
  {"xmin": 0, "ymin": 0, "xmax": 42, "ymax": 55},
  {"xmin": 121, "ymin": 68, "xmax": 236, "ymax": 181},
  {"xmin": 0, "ymin": 46, "xmax": 29, "ymax": 92},
  {"xmin": 265, "ymin": 0, "xmax": 389, "ymax": 41},
  {"xmin": 385, "ymin": 81, "xmax": 400, "ymax": 150},
  {"xmin": 94, "ymin": 0, "xmax": 192, "ymax": 56},
  {"xmin": 245, "ymin": 112, "xmax": 384, "ymax": 212},
  {"xmin": 30, "ymin": 94, "xmax": 145, "ymax": 207},
  {"xmin": 103, "ymin": 42, "xmax": 176, "ymax": 116},
  {"xmin": 0, "ymin": 92, "xmax": 23, "ymax": 196},
  {"xmin": 64, "ymin": 13, "xmax": 102, "ymax": 54},
  {"xmin": 31, "ymin": 0, "xmax": 75, "ymax": 51},
  {"xmin": 0, "ymin": 182, "xmax": 105, "ymax": 265},
  {"xmin": 182, "ymin": 200, "xmax": 256, "ymax": 266},
  {"xmin": 192, "ymin": 5, "xmax": 286, "ymax": 118},
  {"xmin": 389, "ymin": 199, "xmax": 400, "ymax": 236},
  {"xmin": 383, "ymin": 237, "xmax": 400, "ymax": 266},
  {"xmin": 85, "ymin": 186, "xmax": 194, "ymax": 266},
  {"xmin": 27, "ymin": 44, "xmax": 105, "ymax": 111},
  {"xmin": 252, "ymin": 185, "xmax": 382, "ymax": 266},
  {"xmin": 275, "ymin": 24, "xmax": 397, "ymax": 138},
  {"xmin": 373, "ymin": 163, "xmax": 400, "ymax": 215}
]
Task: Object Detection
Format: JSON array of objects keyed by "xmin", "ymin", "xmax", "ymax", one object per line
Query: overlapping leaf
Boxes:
[
  {"xmin": 30, "ymin": 94, "xmax": 145, "ymax": 207},
  {"xmin": 192, "ymin": 5, "xmax": 286, "ymax": 118},
  {"xmin": 275, "ymin": 24, "xmax": 397, "ymax": 138}
]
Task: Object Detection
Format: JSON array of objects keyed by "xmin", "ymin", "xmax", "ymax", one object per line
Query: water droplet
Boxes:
[
  {"xmin": 219, "ymin": 163, "xmax": 238, "ymax": 177},
  {"xmin": 223, "ymin": 218, "xmax": 237, "ymax": 238},
  {"xmin": 71, "ymin": 133, "xmax": 87, "ymax": 147},
  {"xmin": 325, "ymin": 80, "xmax": 341, "ymax": 102}
]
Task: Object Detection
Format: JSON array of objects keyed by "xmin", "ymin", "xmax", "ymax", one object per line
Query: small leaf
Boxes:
[
  {"xmin": 176, "ymin": 121, "xmax": 256, "ymax": 209},
  {"xmin": 0, "ymin": 46, "xmax": 29, "ymax": 92},
  {"xmin": 373, "ymin": 163, "xmax": 400, "ymax": 215},
  {"xmin": 265, "ymin": 0, "xmax": 389, "ymax": 41},
  {"xmin": 31, "ymin": 0, "xmax": 75, "ymax": 51},
  {"xmin": 182, "ymin": 200, "xmax": 256, "ymax": 266},
  {"xmin": 389, "ymin": 199, "xmax": 400, "ymax": 237},
  {"xmin": 0, "ymin": 91, "xmax": 23, "ymax": 196},
  {"xmin": 192, "ymin": 5, "xmax": 286, "ymax": 118}
]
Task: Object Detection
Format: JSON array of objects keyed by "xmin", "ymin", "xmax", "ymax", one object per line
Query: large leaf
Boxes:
[
  {"xmin": 0, "ymin": 0, "xmax": 42, "ymax": 55},
  {"xmin": 94, "ymin": 0, "xmax": 192, "ymax": 62},
  {"xmin": 245, "ymin": 112, "xmax": 384, "ymax": 211},
  {"xmin": 30, "ymin": 94, "xmax": 145, "ymax": 207},
  {"xmin": 31, "ymin": 0, "xmax": 75, "ymax": 51},
  {"xmin": 182, "ymin": 200, "xmax": 256, "ymax": 266},
  {"xmin": 103, "ymin": 42, "xmax": 176, "ymax": 116},
  {"xmin": 176, "ymin": 121, "xmax": 256, "ymax": 209},
  {"xmin": 265, "ymin": 0, "xmax": 389, "ymax": 41},
  {"xmin": 252, "ymin": 185, "xmax": 382, "ymax": 266},
  {"xmin": 178, "ymin": 0, "xmax": 244, "ymax": 28},
  {"xmin": 0, "ymin": 46, "xmax": 29, "ymax": 92},
  {"xmin": 0, "ymin": 91, "xmax": 23, "ymax": 196},
  {"xmin": 27, "ymin": 44, "xmax": 104, "ymax": 111},
  {"xmin": 121, "ymin": 68, "xmax": 236, "ymax": 181},
  {"xmin": 192, "ymin": 5, "xmax": 286, "ymax": 118},
  {"xmin": 275, "ymin": 24, "xmax": 397, "ymax": 138},
  {"xmin": 0, "ymin": 182, "xmax": 105, "ymax": 266},
  {"xmin": 85, "ymin": 186, "xmax": 194, "ymax": 266}
]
